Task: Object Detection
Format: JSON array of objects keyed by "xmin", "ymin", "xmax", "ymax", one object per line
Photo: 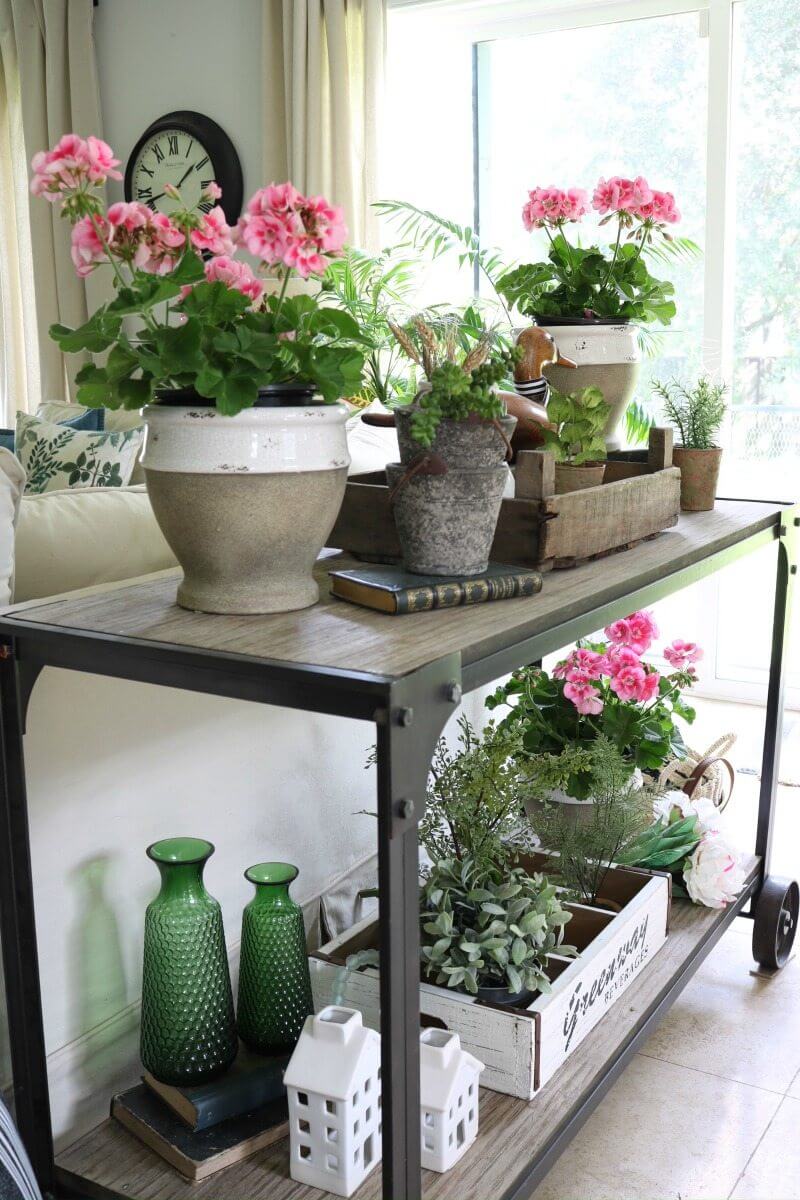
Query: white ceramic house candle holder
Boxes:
[
  {"xmin": 420, "ymin": 1027, "xmax": 484, "ymax": 1172},
  {"xmin": 284, "ymin": 1005, "xmax": 382, "ymax": 1197}
]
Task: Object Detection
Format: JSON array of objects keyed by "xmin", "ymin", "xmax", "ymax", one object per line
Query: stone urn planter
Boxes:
[
  {"xmin": 554, "ymin": 461, "xmax": 606, "ymax": 494},
  {"xmin": 394, "ymin": 398, "xmax": 516, "ymax": 468},
  {"xmin": 534, "ymin": 318, "xmax": 640, "ymax": 451},
  {"xmin": 141, "ymin": 385, "xmax": 349, "ymax": 614},
  {"xmin": 386, "ymin": 462, "xmax": 508, "ymax": 576},
  {"xmin": 672, "ymin": 446, "xmax": 722, "ymax": 512}
]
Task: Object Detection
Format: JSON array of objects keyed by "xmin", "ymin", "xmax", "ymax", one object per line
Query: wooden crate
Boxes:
[
  {"xmin": 309, "ymin": 860, "xmax": 670, "ymax": 1101},
  {"xmin": 329, "ymin": 427, "xmax": 681, "ymax": 571}
]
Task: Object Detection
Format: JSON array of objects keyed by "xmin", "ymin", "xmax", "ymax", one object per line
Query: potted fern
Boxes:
[
  {"xmin": 653, "ymin": 376, "xmax": 727, "ymax": 511},
  {"xmin": 541, "ymin": 385, "xmax": 611, "ymax": 493}
]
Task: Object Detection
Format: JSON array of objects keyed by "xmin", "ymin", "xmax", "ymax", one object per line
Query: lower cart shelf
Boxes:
[{"xmin": 56, "ymin": 859, "xmax": 759, "ymax": 1200}]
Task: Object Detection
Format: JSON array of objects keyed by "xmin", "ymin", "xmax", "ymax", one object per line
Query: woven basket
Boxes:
[{"xmin": 657, "ymin": 733, "xmax": 737, "ymax": 811}]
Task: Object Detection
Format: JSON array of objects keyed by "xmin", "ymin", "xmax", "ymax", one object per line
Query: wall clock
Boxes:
[{"xmin": 124, "ymin": 110, "xmax": 243, "ymax": 225}]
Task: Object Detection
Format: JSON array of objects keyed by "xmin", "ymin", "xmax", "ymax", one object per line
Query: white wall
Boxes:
[{"xmin": 93, "ymin": 0, "xmax": 265, "ymax": 205}]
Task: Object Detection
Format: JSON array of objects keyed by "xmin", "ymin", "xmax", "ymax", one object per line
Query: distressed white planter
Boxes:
[
  {"xmin": 310, "ymin": 861, "xmax": 669, "ymax": 1100},
  {"xmin": 537, "ymin": 322, "xmax": 641, "ymax": 450},
  {"xmin": 141, "ymin": 399, "xmax": 350, "ymax": 614}
]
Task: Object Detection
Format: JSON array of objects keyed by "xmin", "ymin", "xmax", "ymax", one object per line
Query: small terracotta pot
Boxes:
[
  {"xmin": 554, "ymin": 461, "xmax": 605, "ymax": 494},
  {"xmin": 672, "ymin": 446, "xmax": 722, "ymax": 512}
]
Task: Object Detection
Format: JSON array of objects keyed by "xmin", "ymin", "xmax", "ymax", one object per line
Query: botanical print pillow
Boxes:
[{"xmin": 14, "ymin": 412, "xmax": 143, "ymax": 495}]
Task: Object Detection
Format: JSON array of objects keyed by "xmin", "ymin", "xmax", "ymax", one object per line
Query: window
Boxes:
[{"xmin": 386, "ymin": 0, "xmax": 799, "ymax": 705}]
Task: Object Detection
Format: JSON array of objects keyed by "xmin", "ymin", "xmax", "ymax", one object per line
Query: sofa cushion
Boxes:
[
  {"xmin": 14, "ymin": 485, "xmax": 176, "ymax": 602},
  {"xmin": 0, "ymin": 449, "xmax": 26, "ymax": 604},
  {"xmin": 15, "ymin": 412, "xmax": 143, "ymax": 495},
  {"xmin": 38, "ymin": 400, "xmax": 145, "ymax": 482},
  {"xmin": 0, "ymin": 406, "xmax": 105, "ymax": 455}
]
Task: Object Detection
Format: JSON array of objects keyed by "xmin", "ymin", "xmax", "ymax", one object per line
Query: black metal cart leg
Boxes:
[
  {"xmin": 752, "ymin": 508, "xmax": 798, "ymax": 970},
  {"xmin": 0, "ymin": 645, "xmax": 54, "ymax": 1193},
  {"xmin": 375, "ymin": 655, "xmax": 460, "ymax": 1200}
]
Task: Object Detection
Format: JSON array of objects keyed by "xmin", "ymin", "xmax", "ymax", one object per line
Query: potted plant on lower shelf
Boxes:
[
  {"xmin": 384, "ymin": 319, "xmax": 519, "ymax": 575},
  {"xmin": 541, "ymin": 385, "xmax": 610, "ymax": 493},
  {"xmin": 653, "ymin": 376, "xmax": 727, "ymax": 511},
  {"xmin": 486, "ymin": 610, "xmax": 701, "ymax": 800},
  {"xmin": 30, "ymin": 135, "xmax": 366, "ymax": 615}
]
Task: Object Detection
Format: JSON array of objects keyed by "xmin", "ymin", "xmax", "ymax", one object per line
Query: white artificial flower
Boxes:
[
  {"xmin": 683, "ymin": 832, "xmax": 747, "ymax": 908},
  {"xmin": 653, "ymin": 788, "xmax": 721, "ymax": 835}
]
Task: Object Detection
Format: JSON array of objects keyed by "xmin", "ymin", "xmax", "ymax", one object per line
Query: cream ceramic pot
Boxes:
[
  {"xmin": 537, "ymin": 321, "xmax": 641, "ymax": 451},
  {"xmin": 141, "ymin": 390, "xmax": 350, "ymax": 615}
]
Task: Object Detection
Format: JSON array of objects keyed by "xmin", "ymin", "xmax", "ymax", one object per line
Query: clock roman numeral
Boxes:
[
  {"xmin": 198, "ymin": 199, "xmax": 213, "ymax": 214},
  {"xmin": 137, "ymin": 185, "xmax": 153, "ymax": 201},
  {"xmin": 152, "ymin": 142, "xmax": 165, "ymax": 163},
  {"xmin": 167, "ymin": 134, "xmax": 179, "ymax": 156},
  {"xmin": 185, "ymin": 138, "xmax": 194, "ymax": 158},
  {"xmin": 139, "ymin": 164, "xmax": 154, "ymax": 178},
  {"xmin": 194, "ymin": 155, "xmax": 210, "ymax": 172}
]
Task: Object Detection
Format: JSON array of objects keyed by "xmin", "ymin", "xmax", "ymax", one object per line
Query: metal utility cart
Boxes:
[{"xmin": 0, "ymin": 498, "xmax": 797, "ymax": 1200}]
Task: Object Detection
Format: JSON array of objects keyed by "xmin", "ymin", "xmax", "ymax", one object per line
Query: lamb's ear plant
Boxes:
[
  {"xmin": 420, "ymin": 856, "xmax": 576, "ymax": 997},
  {"xmin": 652, "ymin": 376, "xmax": 727, "ymax": 449},
  {"xmin": 542, "ymin": 386, "xmax": 610, "ymax": 464}
]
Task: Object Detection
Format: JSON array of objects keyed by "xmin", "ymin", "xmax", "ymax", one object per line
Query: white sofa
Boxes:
[{"xmin": 2, "ymin": 411, "xmax": 487, "ymax": 1149}]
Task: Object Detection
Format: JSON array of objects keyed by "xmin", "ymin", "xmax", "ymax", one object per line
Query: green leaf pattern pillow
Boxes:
[{"xmin": 15, "ymin": 412, "xmax": 143, "ymax": 495}]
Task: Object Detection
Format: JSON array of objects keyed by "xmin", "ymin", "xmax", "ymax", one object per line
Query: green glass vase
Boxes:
[
  {"xmin": 237, "ymin": 862, "xmax": 314, "ymax": 1055},
  {"xmin": 140, "ymin": 838, "xmax": 238, "ymax": 1086}
]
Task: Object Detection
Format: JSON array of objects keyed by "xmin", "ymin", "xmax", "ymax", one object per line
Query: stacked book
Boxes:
[{"xmin": 112, "ymin": 1047, "xmax": 290, "ymax": 1182}]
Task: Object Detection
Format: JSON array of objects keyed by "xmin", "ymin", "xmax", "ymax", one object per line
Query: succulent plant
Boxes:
[{"xmin": 420, "ymin": 856, "xmax": 575, "ymax": 997}]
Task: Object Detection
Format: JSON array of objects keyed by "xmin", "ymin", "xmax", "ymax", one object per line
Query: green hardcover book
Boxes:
[
  {"xmin": 111, "ymin": 1085, "xmax": 288, "ymax": 1182},
  {"xmin": 328, "ymin": 562, "xmax": 543, "ymax": 614},
  {"xmin": 143, "ymin": 1045, "xmax": 290, "ymax": 1132}
]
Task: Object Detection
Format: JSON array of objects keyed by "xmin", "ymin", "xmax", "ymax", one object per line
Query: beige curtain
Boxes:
[
  {"xmin": 0, "ymin": 0, "xmax": 104, "ymax": 417},
  {"xmin": 263, "ymin": 0, "xmax": 387, "ymax": 250}
]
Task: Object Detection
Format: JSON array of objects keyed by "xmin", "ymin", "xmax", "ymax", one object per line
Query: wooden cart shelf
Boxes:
[
  {"xmin": 56, "ymin": 862, "xmax": 759, "ymax": 1200},
  {"xmin": 0, "ymin": 498, "xmax": 795, "ymax": 1200}
]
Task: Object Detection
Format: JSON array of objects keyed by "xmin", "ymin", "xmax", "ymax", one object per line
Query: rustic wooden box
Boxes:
[
  {"xmin": 330, "ymin": 427, "xmax": 681, "ymax": 571},
  {"xmin": 309, "ymin": 860, "xmax": 670, "ymax": 1101}
]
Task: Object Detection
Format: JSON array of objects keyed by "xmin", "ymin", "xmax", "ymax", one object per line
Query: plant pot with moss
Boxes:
[
  {"xmin": 387, "ymin": 319, "xmax": 518, "ymax": 575},
  {"xmin": 541, "ymin": 385, "xmax": 610, "ymax": 495},
  {"xmin": 653, "ymin": 376, "xmax": 727, "ymax": 512}
]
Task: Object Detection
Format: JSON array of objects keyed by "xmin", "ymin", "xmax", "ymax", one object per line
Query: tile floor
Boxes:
[{"xmin": 532, "ymin": 696, "xmax": 800, "ymax": 1200}]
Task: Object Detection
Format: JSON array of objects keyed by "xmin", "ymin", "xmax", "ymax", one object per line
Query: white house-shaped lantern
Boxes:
[
  {"xmin": 420, "ymin": 1028, "xmax": 484, "ymax": 1172},
  {"xmin": 284, "ymin": 1006, "xmax": 382, "ymax": 1197}
]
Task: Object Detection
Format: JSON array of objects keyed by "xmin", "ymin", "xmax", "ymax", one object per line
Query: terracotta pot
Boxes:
[
  {"xmin": 534, "ymin": 319, "xmax": 641, "ymax": 451},
  {"xmin": 672, "ymin": 446, "xmax": 722, "ymax": 512},
  {"xmin": 554, "ymin": 461, "xmax": 605, "ymax": 494},
  {"xmin": 142, "ymin": 386, "xmax": 349, "ymax": 614}
]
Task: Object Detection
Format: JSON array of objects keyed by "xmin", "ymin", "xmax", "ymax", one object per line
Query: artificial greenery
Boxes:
[
  {"xmin": 51, "ymin": 252, "xmax": 367, "ymax": 414},
  {"xmin": 524, "ymin": 739, "xmax": 654, "ymax": 905},
  {"xmin": 486, "ymin": 657, "xmax": 696, "ymax": 798},
  {"xmin": 624, "ymin": 398, "xmax": 655, "ymax": 446},
  {"xmin": 418, "ymin": 717, "xmax": 532, "ymax": 872},
  {"xmin": 389, "ymin": 314, "xmax": 519, "ymax": 447},
  {"xmin": 617, "ymin": 814, "xmax": 701, "ymax": 871},
  {"xmin": 541, "ymin": 385, "xmax": 610, "ymax": 465},
  {"xmin": 420, "ymin": 855, "xmax": 575, "ymax": 997},
  {"xmin": 652, "ymin": 376, "xmax": 728, "ymax": 449}
]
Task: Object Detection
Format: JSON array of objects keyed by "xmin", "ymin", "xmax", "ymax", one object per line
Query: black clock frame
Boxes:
[{"xmin": 124, "ymin": 110, "xmax": 244, "ymax": 225}]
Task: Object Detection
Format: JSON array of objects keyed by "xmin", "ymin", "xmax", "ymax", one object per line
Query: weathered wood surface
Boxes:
[
  {"xmin": 56, "ymin": 862, "xmax": 758, "ymax": 1200},
  {"xmin": 538, "ymin": 468, "xmax": 682, "ymax": 567},
  {"xmin": 0, "ymin": 502, "xmax": 783, "ymax": 681}
]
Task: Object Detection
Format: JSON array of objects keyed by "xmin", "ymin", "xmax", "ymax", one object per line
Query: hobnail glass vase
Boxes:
[
  {"xmin": 140, "ymin": 838, "xmax": 238, "ymax": 1086},
  {"xmin": 237, "ymin": 862, "xmax": 314, "ymax": 1054}
]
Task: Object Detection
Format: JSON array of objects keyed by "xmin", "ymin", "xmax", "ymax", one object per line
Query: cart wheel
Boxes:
[{"xmin": 752, "ymin": 876, "xmax": 799, "ymax": 971}]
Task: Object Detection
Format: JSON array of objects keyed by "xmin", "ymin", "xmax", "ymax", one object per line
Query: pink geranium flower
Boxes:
[
  {"xmin": 70, "ymin": 215, "xmax": 108, "ymax": 276},
  {"xmin": 563, "ymin": 677, "xmax": 604, "ymax": 715},
  {"xmin": 30, "ymin": 133, "xmax": 121, "ymax": 200},
  {"xmin": 592, "ymin": 175, "xmax": 653, "ymax": 215},
  {"xmin": 204, "ymin": 254, "xmax": 263, "ymax": 303},
  {"xmin": 664, "ymin": 639, "xmax": 703, "ymax": 669},
  {"xmin": 522, "ymin": 185, "xmax": 589, "ymax": 230},
  {"xmin": 237, "ymin": 182, "xmax": 347, "ymax": 277},
  {"xmin": 603, "ymin": 645, "xmax": 641, "ymax": 676},
  {"xmin": 191, "ymin": 206, "xmax": 235, "ymax": 256},
  {"xmin": 134, "ymin": 212, "xmax": 185, "ymax": 275},
  {"xmin": 554, "ymin": 647, "xmax": 606, "ymax": 681},
  {"xmin": 604, "ymin": 617, "xmax": 632, "ymax": 646},
  {"xmin": 627, "ymin": 610, "xmax": 659, "ymax": 654},
  {"xmin": 636, "ymin": 190, "xmax": 680, "ymax": 224}
]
